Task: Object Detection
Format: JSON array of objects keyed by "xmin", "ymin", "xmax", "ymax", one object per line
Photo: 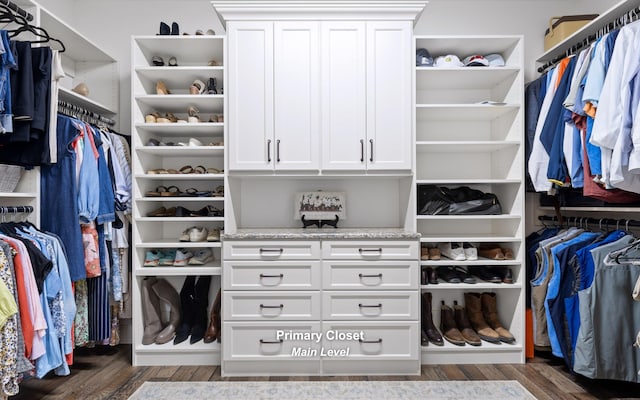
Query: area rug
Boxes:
[{"xmin": 128, "ymin": 380, "xmax": 537, "ymax": 399}]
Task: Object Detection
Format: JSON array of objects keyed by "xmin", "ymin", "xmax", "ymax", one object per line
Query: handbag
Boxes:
[{"xmin": 418, "ymin": 185, "xmax": 502, "ymax": 215}]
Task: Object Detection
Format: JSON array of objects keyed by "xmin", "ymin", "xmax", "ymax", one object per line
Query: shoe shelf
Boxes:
[
  {"xmin": 135, "ymin": 174, "xmax": 224, "ymax": 180},
  {"xmin": 137, "ymin": 217, "xmax": 225, "ymax": 222},
  {"xmin": 420, "ymin": 282, "xmax": 522, "ymax": 290},
  {"xmin": 416, "ymin": 215, "xmax": 519, "ymax": 220},
  {"xmin": 135, "ymin": 95, "xmax": 224, "ymax": 111},
  {"xmin": 420, "ymin": 259, "xmax": 521, "ymax": 266},
  {"xmin": 135, "ymin": 340, "xmax": 220, "ymax": 353},
  {"xmin": 135, "ymin": 123, "xmax": 224, "ymax": 134},
  {"xmin": 135, "ymin": 241, "xmax": 222, "ymax": 249},
  {"xmin": 416, "ymin": 67, "xmax": 520, "ymax": 91},
  {"xmin": 135, "ymin": 66, "xmax": 224, "ymax": 90},
  {"xmin": 136, "ymin": 265, "xmax": 222, "ymax": 277},
  {"xmin": 416, "ymin": 141, "xmax": 519, "ymax": 153},
  {"xmin": 420, "ymin": 236, "xmax": 520, "ymax": 243},
  {"xmin": 133, "ymin": 36, "xmax": 225, "ymax": 68},
  {"xmin": 135, "ymin": 146, "xmax": 224, "ymax": 157},
  {"xmin": 134, "ymin": 340, "xmax": 221, "ymax": 366},
  {"xmin": 416, "ymin": 104, "xmax": 519, "ymax": 121},
  {"xmin": 138, "ymin": 197, "xmax": 225, "ymax": 203}
]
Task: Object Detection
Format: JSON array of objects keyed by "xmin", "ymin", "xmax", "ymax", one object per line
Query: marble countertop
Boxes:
[{"xmin": 222, "ymin": 228, "xmax": 420, "ymax": 240}]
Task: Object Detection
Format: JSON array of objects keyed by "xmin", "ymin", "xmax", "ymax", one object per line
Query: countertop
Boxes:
[{"xmin": 222, "ymin": 228, "xmax": 420, "ymax": 240}]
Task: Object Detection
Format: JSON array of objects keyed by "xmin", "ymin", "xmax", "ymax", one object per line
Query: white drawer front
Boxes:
[
  {"xmin": 224, "ymin": 291, "xmax": 320, "ymax": 320},
  {"xmin": 321, "ymin": 322, "xmax": 419, "ymax": 359},
  {"xmin": 322, "ymin": 261, "xmax": 419, "ymax": 290},
  {"xmin": 322, "ymin": 291, "xmax": 419, "ymax": 320},
  {"xmin": 321, "ymin": 241, "xmax": 419, "ymax": 260},
  {"xmin": 223, "ymin": 241, "xmax": 320, "ymax": 260},
  {"xmin": 224, "ymin": 261, "xmax": 321, "ymax": 290},
  {"xmin": 223, "ymin": 322, "xmax": 322, "ymax": 360}
]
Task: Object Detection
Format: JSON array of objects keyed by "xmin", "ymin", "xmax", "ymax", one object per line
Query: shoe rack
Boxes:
[
  {"xmin": 413, "ymin": 36, "xmax": 525, "ymax": 364},
  {"xmin": 131, "ymin": 35, "xmax": 226, "ymax": 366}
]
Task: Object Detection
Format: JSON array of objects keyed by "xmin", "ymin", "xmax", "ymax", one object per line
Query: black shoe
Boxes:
[
  {"xmin": 208, "ymin": 77, "xmax": 218, "ymax": 94},
  {"xmin": 175, "ymin": 206, "xmax": 193, "ymax": 217},
  {"xmin": 452, "ymin": 266, "xmax": 476, "ymax": 284},
  {"xmin": 428, "ymin": 267, "xmax": 438, "ymax": 284},
  {"xmin": 469, "ymin": 266, "xmax": 502, "ymax": 283},
  {"xmin": 190, "ymin": 276, "xmax": 211, "ymax": 344},
  {"xmin": 174, "ymin": 276, "xmax": 196, "ymax": 345},
  {"xmin": 421, "ymin": 329, "xmax": 430, "ymax": 346},
  {"xmin": 171, "ymin": 22, "xmax": 180, "ymax": 35},
  {"xmin": 159, "ymin": 22, "xmax": 170, "ymax": 35},
  {"xmin": 436, "ymin": 266, "xmax": 461, "ymax": 283},
  {"xmin": 421, "ymin": 267, "xmax": 428, "ymax": 285},
  {"xmin": 488, "ymin": 266, "xmax": 513, "ymax": 284}
]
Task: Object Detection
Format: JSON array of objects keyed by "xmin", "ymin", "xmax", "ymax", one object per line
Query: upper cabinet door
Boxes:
[
  {"xmin": 274, "ymin": 22, "xmax": 320, "ymax": 171},
  {"xmin": 228, "ymin": 22, "xmax": 274, "ymax": 170},
  {"xmin": 321, "ymin": 21, "xmax": 367, "ymax": 171},
  {"xmin": 366, "ymin": 21, "xmax": 412, "ymax": 171}
]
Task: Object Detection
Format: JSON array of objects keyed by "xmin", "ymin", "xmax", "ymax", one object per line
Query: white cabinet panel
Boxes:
[
  {"xmin": 223, "ymin": 321, "xmax": 322, "ymax": 359},
  {"xmin": 322, "ymin": 260, "xmax": 419, "ymax": 290},
  {"xmin": 223, "ymin": 240, "xmax": 320, "ymax": 260},
  {"xmin": 321, "ymin": 240, "xmax": 419, "ymax": 260},
  {"xmin": 224, "ymin": 261, "xmax": 321, "ymax": 290},
  {"xmin": 321, "ymin": 21, "xmax": 367, "ymax": 170},
  {"xmin": 274, "ymin": 22, "xmax": 320, "ymax": 170},
  {"xmin": 366, "ymin": 21, "xmax": 412, "ymax": 170},
  {"xmin": 321, "ymin": 321, "xmax": 419, "ymax": 359},
  {"xmin": 322, "ymin": 291, "xmax": 419, "ymax": 320},
  {"xmin": 228, "ymin": 22, "xmax": 274, "ymax": 170},
  {"xmin": 224, "ymin": 291, "xmax": 320, "ymax": 320}
]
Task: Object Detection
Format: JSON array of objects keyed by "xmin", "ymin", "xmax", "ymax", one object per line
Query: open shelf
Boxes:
[
  {"xmin": 135, "ymin": 146, "xmax": 224, "ymax": 157},
  {"xmin": 416, "ymin": 104, "xmax": 520, "ymax": 121},
  {"xmin": 416, "ymin": 67, "xmax": 520, "ymax": 90},
  {"xmin": 135, "ymin": 240, "xmax": 222, "ymax": 248},
  {"xmin": 136, "ymin": 265, "xmax": 222, "ymax": 276},
  {"xmin": 416, "ymin": 141, "xmax": 519, "ymax": 153},
  {"xmin": 133, "ymin": 36, "xmax": 225, "ymax": 68},
  {"xmin": 58, "ymin": 87, "xmax": 116, "ymax": 116}
]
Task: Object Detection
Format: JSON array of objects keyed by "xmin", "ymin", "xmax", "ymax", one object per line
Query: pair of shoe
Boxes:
[
  {"xmin": 179, "ymin": 226, "xmax": 222, "ymax": 242},
  {"xmin": 148, "ymin": 205, "xmax": 223, "ymax": 218},
  {"xmin": 421, "ymin": 266, "xmax": 438, "ymax": 285},
  {"xmin": 145, "ymin": 112, "xmax": 179, "ymax": 123},
  {"xmin": 141, "ymin": 277, "xmax": 181, "ymax": 345},
  {"xmin": 468, "ymin": 266, "xmax": 513, "ymax": 284},
  {"xmin": 421, "ymin": 292, "xmax": 444, "ymax": 347},
  {"xmin": 159, "ymin": 21, "xmax": 179, "ymax": 35},
  {"xmin": 462, "ymin": 292, "xmax": 515, "ymax": 344},
  {"xmin": 437, "ymin": 242, "xmax": 477, "ymax": 261},
  {"xmin": 145, "ymin": 185, "xmax": 181, "ymax": 197},
  {"xmin": 175, "ymin": 276, "xmax": 211, "ymax": 345},
  {"xmin": 146, "ymin": 138, "xmax": 203, "ymax": 147},
  {"xmin": 152, "ymin": 56, "xmax": 178, "ymax": 66},
  {"xmin": 478, "ymin": 245, "xmax": 514, "ymax": 260},
  {"xmin": 420, "ymin": 246, "xmax": 440, "ymax": 261},
  {"xmin": 144, "ymin": 248, "xmax": 213, "ymax": 267},
  {"xmin": 189, "ymin": 78, "xmax": 218, "ymax": 95},
  {"xmin": 436, "ymin": 266, "xmax": 476, "ymax": 284},
  {"xmin": 440, "ymin": 300, "xmax": 482, "ymax": 346}
]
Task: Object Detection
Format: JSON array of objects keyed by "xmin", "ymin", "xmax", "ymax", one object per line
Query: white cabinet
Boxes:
[
  {"xmin": 414, "ymin": 36, "xmax": 525, "ymax": 365},
  {"xmin": 321, "ymin": 21, "xmax": 412, "ymax": 171},
  {"xmin": 228, "ymin": 21, "xmax": 318, "ymax": 171}
]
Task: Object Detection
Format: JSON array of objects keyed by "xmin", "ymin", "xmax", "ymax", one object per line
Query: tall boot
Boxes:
[
  {"xmin": 421, "ymin": 292, "xmax": 444, "ymax": 346},
  {"xmin": 464, "ymin": 292, "xmax": 500, "ymax": 344},
  {"xmin": 440, "ymin": 301, "xmax": 465, "ymax": 346},
  {"xmin": 204, "ymin": 288, "xmax": 221, "ymax": 343},
  {"xmin": 174, "ymin": 276, "xmax": 196, "ymax": 345},
  {"xmin": 141, "ymin": 277, "xmax": 162, "ymax": 345},
  {"xmin": 481, "ymin": 292, "xmax": 515, "ymax": 344},
  {"xmin": 453, "ymin": 300, "xmax": 481, "ymax": 346},
  {"xmin": 151, "ymin": 278, "xmax": 181, "ymax": 344},
  {"xmin": 190, "ymin": 276, "xmax": 212, "ymax": 344}
]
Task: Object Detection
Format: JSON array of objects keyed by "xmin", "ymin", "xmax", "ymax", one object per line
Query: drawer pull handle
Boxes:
[
  {"xmin": 260, "ymin": 304, "xmax": 284, "ymax": 309},
  {"xmin": 358, "ymin": 273, "xmax": 383, "ymax": 279},
  {"xmin": 260, "ymin": 273, "xmax": 284, "ymax": 279},
  {"xmin": 260, "ymin": 339, "xmax": 284, "ymax": 344},
  {"xmin": 359, "ymin": 338, "xmax": 383, "ymax": 344},
  {"xmin": 260, "ymin": 248, "xmax": 284, "ymax": 254},
  {"xmin": 358, "ymin": 248, "xmax": 382, "ymax": 253},
  {"xmin": 358, "ymin": 303, "xmax": 382, "ymax": 308}
]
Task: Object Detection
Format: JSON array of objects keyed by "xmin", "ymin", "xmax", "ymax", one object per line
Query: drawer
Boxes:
[
  {"xmin": 224, "ymin": 291, "xmax": 320, "ymax": 321},
  {"xmin": 223, "ymin": 261, "xmax": 321, "ymax": 290},
  {"xmin": 223, "ymin": 241, "xmax": 320, "ymax": 260},
  {"xmin": 322, "ymin": 261, "xmax": 419, "ymax": 290},
  {"xmin": 321, "ymin": 241, "xmax": 419, "ymax": 260},
  {"xmin": 223, "ymin": 322, "xmax": 322, "ymax": 360},
  {"xmin": 322, "ymin": 291, "xmax": 419, "ymax": 320},
  {"xmin": 320, "ymin": 321, "xmax": 419, "ymax": 360}
]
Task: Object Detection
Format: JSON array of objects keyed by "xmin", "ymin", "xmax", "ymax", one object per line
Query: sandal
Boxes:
[
  {"xmin": 161, "ymin": 185, "xmax": 181, "ymax": 196},
  {"xmin": 194, "ymin": 165, "xmax": 207, "ymax": 174},
  {"xmin": 188, "ymin": 106, "xmax": 200, "ymax": 123},
  {"xmin": 179, "ymin": 165, "xmax": 195, "ymax": 174},
  {"xmin": 156, "ymin": 80, "xmax": 170, "ymax": 95},
  {"xmin": 206, "ymin": 168, "xmax": 223, "ymax": 174},
  {"xmin": 189, "ymin": 79, "xmax": 206, "ymax": 95},
  {"xmin": 145, "ymin": 185, "xmax": 167, "ymax": 197},
  {"xmin": 146, "ymin": 168, "xmax": 169, "ymax": 174},
  {"xmin": 168, "ymin": 56, "xmax": 178, "ymax": 67},
  {"xmin": 206, "ymin": 206, "xmax": 224, "ymax": 217},
  {"xmin": 213, "ymin": 185, "xmax": 225, "ymax": 197}
]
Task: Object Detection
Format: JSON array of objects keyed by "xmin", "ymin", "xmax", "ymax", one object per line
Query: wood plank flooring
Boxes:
[{"xmin": 10, "ymin": 345, "xmax": 640, "ymax": 400}]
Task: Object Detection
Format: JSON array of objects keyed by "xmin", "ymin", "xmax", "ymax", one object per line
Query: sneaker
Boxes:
[
  {"xmin": 188, "ymin": 248, "xmax": 213, "ymax": 265},
  {"xmin": 438, "ymin": 242, "xmax": 466, "ymax": 261},
  {"xmin": 173, "ymin": 249, "xmax": 193, "ymax": 266},
  {"xmin": 158, "ymin": 249, "xmax": 177, "ymax": 266},
  {"xmin": 143, "ymin": 250, "xmax": 161, "ymax": 267},
  {"xmin": 179, "ymin": 226, "xmax": 197, "ymax": 242},
  {"xmin": 462, "ymin": 243, "xmax": 477, "ymax": 261},
  {"xmin": 207, "ymin": 228, "xmax": 221, "ymax": 242},
  {"xmin": 189, "ymin": 227, "xmax": 208, "ymax": 242}
]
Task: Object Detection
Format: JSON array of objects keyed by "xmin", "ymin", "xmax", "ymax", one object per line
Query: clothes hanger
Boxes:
[{"xmin": 3, "ymin": 5, "xmax": 66, "ymax": 53}]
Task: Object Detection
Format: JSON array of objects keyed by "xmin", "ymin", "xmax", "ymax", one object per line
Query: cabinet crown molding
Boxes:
[{"xmin": 211, "ymin": 1, "xmax": 427, "ymax": 25}]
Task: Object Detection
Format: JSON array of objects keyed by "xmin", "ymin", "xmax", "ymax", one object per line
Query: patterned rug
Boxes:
[{"xmin": 128, "ymin": 380, "xmax": 537, "ymax": 399}]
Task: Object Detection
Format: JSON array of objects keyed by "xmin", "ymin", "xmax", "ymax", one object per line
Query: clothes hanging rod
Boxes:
[
  {"xmin": 57, "ymin": 99, "xmax": 116, "ymax": 127},
  {"xmin": 0, "ymin": 205, "xmax": 33, "ymax": 214},
  {"xmin": 538, "ymin": 214, "xmax": 640, "ymax": 229},
  {"xmin": 537, "ymin": 5, "xmax": 640, "ymax": 73},
  {"xmin": 0, "ymin": 0, "xmax": 33, "ymax": 22}
]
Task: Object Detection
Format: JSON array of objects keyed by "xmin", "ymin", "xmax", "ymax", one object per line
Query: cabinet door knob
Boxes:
[
  {"xmin": 360, "ymin": 139, "xmax": 364, "ymax": 162},
  {"xmin": 260, "ymin": 304, "xmax": 284, "ymax": 309},
  {"xmin": 358, "ymin": 273, "xmax": 383, "ymax": 279},
  {"xmin": 259, "ymin": 338, "xmax": 284, "ymax": 344},
  {"xmin": 267, "ymin": 139, "xmax": 272, "ymax": 163},
  {"xmin": 358, "ymin": 303, "xmax": 382, "ymax": 308},
  {"xmin": 369, "ymin": 139, "xmax": 374, "ymax": 162},
  {"xmin": 276, "ymin": 139, "xmax": 281, "ymax": 162}
]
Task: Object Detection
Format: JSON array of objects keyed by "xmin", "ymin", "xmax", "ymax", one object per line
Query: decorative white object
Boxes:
[{"xmin": 295, "ymin": 191, "xmax": 346, "ymax": 220}]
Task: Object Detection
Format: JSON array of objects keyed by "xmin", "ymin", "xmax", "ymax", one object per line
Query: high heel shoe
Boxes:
[
  {"xmin": 189, "ymin": 79, "xmax": 206, "ymax": 95},
  {"xmin": 207, "ymin": 77, "xmax": 217, "ymax": 94},
  {"xmin": 188, "ymin": 106, "xmax": 200, "ymax": 123},
  {"xmin": 158, "ymin": 22, "xmax": 170, "ymax": 35},
  {"xmin": 145, "ymin": 112, "xmax": 161, "ymax": 123},
  {"xmin": 171, "ymin": 22, "xmax": 179, "ymax": 36},
  {"xmin": 156, "ymin": 80, "xmax": 170, "ymax": 95}
]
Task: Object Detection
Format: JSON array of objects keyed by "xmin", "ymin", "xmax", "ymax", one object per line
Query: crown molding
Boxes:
[{"xmin": 211, "ymin": 1, "xmax": 428, "ymax": 26}]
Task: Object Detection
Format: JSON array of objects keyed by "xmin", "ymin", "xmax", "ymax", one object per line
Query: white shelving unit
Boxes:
[
  {"xmin": 414, "ymin": 35, "xmax": 525, "ymax": 365},
  {"xmin": 131, "ymin": 35, "xmax": 226, "ymax": 366}
]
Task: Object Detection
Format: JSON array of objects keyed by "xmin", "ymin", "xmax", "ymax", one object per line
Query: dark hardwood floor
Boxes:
[{"xmin": 10, "ymin": 345, "xmax": 640, "ymax": 400}]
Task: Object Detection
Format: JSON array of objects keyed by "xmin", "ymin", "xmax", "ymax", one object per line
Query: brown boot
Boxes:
[
  {"xmin": 464, "ymin": 292, "xmax": 501, "ymax": 344},
  {"xmin": 481, "ymin": 292, "xmax": 515, "ymax": 344},
  {"xmin": 204, "ymin": 288, "xmax": 222, "ymax": 343},
  {"xmin": 440, "ymin": 301, "xmax": 465, "ymax": 346},
  {"xmin": 453, "ymin": 300, "xmax": 481, "ymax": 346},
  {"xmin": 141, "ymin": 277, "xmax": 162, "ymax": 345},
  {"xmin": 421, "ymin": 292, "xmax": 444, "ymax": 346}
]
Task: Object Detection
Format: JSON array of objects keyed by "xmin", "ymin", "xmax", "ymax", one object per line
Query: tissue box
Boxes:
[{"xmin": 544, "ymin": 14, "xmax": 598, "ymax": 51}]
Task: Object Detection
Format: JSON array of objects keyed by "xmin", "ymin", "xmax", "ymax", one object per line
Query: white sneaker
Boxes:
[
  {"xmin": 189, "ymin": 226, "xmax": 208, "ymax": 242},
  {"xmin": 463, "ymin": 242, "xmax": 478, "ymax": 261},
  {"xmin": 437, "ymin": 242, "xmax": 466, "ymax": 261},
  {"xmin": 188, "ymin": 248, "xmax": 213, "ymax": 265},
  {"xmin": 173, "ymin": 249, "xmax": 193, "ymax": 266}
]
